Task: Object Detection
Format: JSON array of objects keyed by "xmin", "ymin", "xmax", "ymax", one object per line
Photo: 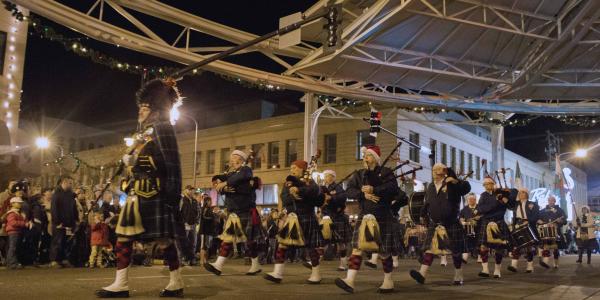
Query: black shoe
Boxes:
[
  {"xmin": 409, "ymin": 270, "xmax": 425, "ymax": 284},
  {"xmin": 302, "ymin": 261, "xmax": 312, "ymax": 269},
  {"xmin": 364, "ymin": 261, "xmax": 377, "ymax": 269},
  {"xmin": 203, "ymin": 263, "xmax": 222, "ymax": 276},
  {"xmin": 576, "ymin": 259, "xmax": 582, "ymax": 264},
  {"xmin": 507, "ymin": 266, "xmax": 517, "ymax": 273},
  {"xmin": 377, "ymin": 288, "xmax": 394, "ymax": 294},
  {"xmin": 478, "ymin": 272, "xmax": 490, "ymax": 278},
  {"xmin": 246, "ymin": 269, "xmax": 262, "ymax": 276},
  {"xmin": 461, "ymin": 258, "xmax": 468, "ymax": 265},
  {"xmin": 307, "ymin": 279, "xmax": 321, "ymax": 284},
  {"xmin": 539, "ymin": 261, "xmax": 550, "ymax": 269},
  {"xmin": 334, "ymin": 278, "xmax": 354, "ymax": 294},
  {"xmin": 525, "ymin": 270, "xmax": 532, "ymax": 273},
  {"xmin": 95, "ymin": 289, "xmax": 130, "ymax": 298},
  {"xmin": 159, "ymin": 289, "xmax": 183, "ymax": 298},
  {"xmin": 264, "ymin": 274, "xmax": 282, "ymax": 283},
  {"xmin": 493, "ymin": 274, "xmax": 501, "ymax": 279},
  {"xmin": 453, "ymin": 281, "xmax": 464, "ymax": 286}
]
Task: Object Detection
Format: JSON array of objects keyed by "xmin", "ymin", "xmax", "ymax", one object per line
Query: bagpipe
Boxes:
[
  {"xmin": 493, "ymin": 168, "xmax": 516, "ymax": 208},
  {"xmin": 285, "ymin": 149, "xmax": 321, "ymax": 189},
  {"xmin": 212, "ymin": 150, "xmax": 262, "ymax": 191}
]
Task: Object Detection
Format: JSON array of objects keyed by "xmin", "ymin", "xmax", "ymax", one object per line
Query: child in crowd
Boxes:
[
  {"xmin": 4, "ymin": 197, "xmax": 28, "ymax": 269},
  {"xmin": 89, "ymin": 212, "xmax": 110, "ymax": 268}
]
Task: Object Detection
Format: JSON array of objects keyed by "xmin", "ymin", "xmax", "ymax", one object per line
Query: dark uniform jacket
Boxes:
[
  {"xmin": 321, "ymin": 183, "xmax": 347, "ymax": 216},
  {"xmin": 346, "ymin": 166, "xmax": 399, "ymax": 220},
  {"xmin": 478, "ymin": 190, "xmax": 517, "ymax": 222},
  {"xmin": 51, "ymin": 187, "xmax": 78, "ymax": 228},
  {"xmin": 281, "ymin": 177, "xmax": 322, "ymax": 216},
  {"xmin": 423, "ymin": 179, "xmax": 471, "ymax": 226},
  {"xmin": 223, "ymin": 166, "xmax": 256, "ymax": 214}
]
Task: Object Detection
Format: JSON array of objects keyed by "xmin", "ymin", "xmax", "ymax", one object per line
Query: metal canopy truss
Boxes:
[{"xmin": 14, "ymin": 0, "xmax": 600, "ymax": 115}]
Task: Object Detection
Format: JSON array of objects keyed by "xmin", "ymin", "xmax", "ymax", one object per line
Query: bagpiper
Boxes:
[
  {"xmin": 95, "ymin": 79, "xmax": 185, "ymax": 298},
  {"xmin": 205, "ymin": 150, "xmax": 265, "ymax": 276},
  {"xmin": 264, "ymin": 160, "xmax": 324, "ymax": 284},
  {"xmin": 319, "ymin": 169, "xmax": 353, "ymax": 271},
  {"xmin": 409, "ymin": 163, "xmax": 471, "ymax": 286},
  {"xmin": 476, "ymin": 176, "xmax": 516, "ymax": 279},
  {"xmin": 334, "ymin": 145, "xmax": 401, "ymax": 294}
]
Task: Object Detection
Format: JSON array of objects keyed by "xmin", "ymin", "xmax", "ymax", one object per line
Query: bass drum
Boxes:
[{"xmin": 408, "ymin": 192, "xmax": 426, "ymax": 224}]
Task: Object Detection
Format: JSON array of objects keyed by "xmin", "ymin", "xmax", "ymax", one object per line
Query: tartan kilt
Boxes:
[
  {"xmin": 297, "ymin": 212, "xmax": 324, "ymax": 249},
  {"xmin": 233, "ymin": 210, "xmax": 266, "ymax": 243},
  {"xmin": 395, "ymin": 223, "xmax": 407, "ymax": 254},
  {"xmin": 134, "ymin": 193, "xmax": 183, "ymax": 241},
  {"xmin": 422, "ymin": 222, "xmax": 466, "ymax": 254},
  {"xmin": 351, "ymin": 214, "xmax": 400, "ymax": 256},
  {"xmin": 478, "ymin": 219, "xmax": 511, "ymax": 250},
  {"xmin": 330, "ymin": 213, "xmax": 352, "ymax": 244}
]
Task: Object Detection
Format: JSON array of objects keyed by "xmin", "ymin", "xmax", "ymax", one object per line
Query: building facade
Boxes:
[{"xmin": 45, "ymin": 107, "xmax": 587, "ymax": 219}]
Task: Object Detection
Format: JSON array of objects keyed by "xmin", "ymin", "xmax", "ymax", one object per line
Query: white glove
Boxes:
[{"xmin": 122, "ymin": 154, "xmax": 134, "ymax": 166}]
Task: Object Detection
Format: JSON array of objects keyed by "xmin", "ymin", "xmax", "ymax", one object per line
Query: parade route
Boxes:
[{"xmin": 1, "ymin": 255, "xmax": 599, "ymax": 300}]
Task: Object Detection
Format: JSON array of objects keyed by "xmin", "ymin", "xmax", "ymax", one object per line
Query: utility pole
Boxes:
[{"xmin": 544, "ymin": 130, "xmax": 561, "ymax": 169}]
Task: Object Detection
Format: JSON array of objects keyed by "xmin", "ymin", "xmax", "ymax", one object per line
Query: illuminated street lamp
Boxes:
[
  {"xmin": 575, "ymin": 148, "xmax": 588, "ymax": 158},
  {"xmin": 35, "ymin": 136, "xmax": 49, "ymax": 149},
  {"xmin": 36, "ymin": 136, "xmax": 65, "ymax": 175}
]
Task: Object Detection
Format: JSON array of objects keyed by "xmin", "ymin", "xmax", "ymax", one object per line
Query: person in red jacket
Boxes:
[
  {"xmin": 4, "ymin": 197, "xmax": 28, "ymax": 269},
  {"xmin": 89, "ymin": 212, "xmax": 111, "ymax": 268}
]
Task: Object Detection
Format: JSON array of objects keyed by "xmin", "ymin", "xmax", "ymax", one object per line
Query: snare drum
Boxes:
[
  {"xmin": 537, "ymin": 223, "xmax": 558, "ymax": 241},
  {"xmin": 511, "ymin": 225, "xmax": 539, "ymax": 249},
  {"xmin": 408, "ymin": 192, "xmax": 426, "ymax": 224}
]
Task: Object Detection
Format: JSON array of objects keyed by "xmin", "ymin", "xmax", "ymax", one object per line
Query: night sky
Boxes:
[{"xmin": 18, "ymin": 1, "xmax": 600, "ymax": 188}]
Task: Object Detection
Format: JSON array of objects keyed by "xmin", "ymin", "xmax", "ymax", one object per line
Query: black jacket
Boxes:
[
  {"xmin": 281, "ymin": 177, "xmax": 322, "ymax": 215},
  {"xmin": 539, "ymin": 205, "xmax": 566, "ymax": 227},
  {"xmin": 321, "ymin": 183, "xmax": 347, "ymax": 216},
  {"xmin": 346, "ymin": 166, "xmax": 399, "ymax": 220},
  {"xmin": 180, "ymin": 195, "xmax": 199, "ymax": 225},
  {"xmin": 478, "ymin": 189, "xmax": 517, "ymax": 222},
  {"xmin": 223, "ymin": 166, "xmax": 256, "ymax": 213},
  {"xmin": 423, "ymin": 179, "xmax": 471, "ymax": 225},
  {"xmin": 512, "ymin": 200, "xmax": 539, "ymax": 225},
  {"xmin": 51, "ymin": 187, "xmax": 78, "ymax": 228}
]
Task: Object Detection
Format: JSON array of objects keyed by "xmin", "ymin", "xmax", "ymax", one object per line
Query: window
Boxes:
[
  {"xmin": 429, "ymin": 139, "xmax": 437, "ymax": 165},
  {"xmin": 409, "ymin": 131, "xmax": 420, "ymax": 163},
  {"xmin": 0, "ymin": 31, "xmax": 6, "ymax": 75},
  {"xmin": 268, "ymin": 141, "xmax": 279, "ymax": 168},
  {"xmin": 468, "ymin": 153, "xmax": 473, "ymax": 174},
  {"xmin": 255, "ymin": 184, "xmax": 279, "ymax": 205},
  {"xmin": 450, "ymin": 147, "xmax": 456, "ymax": 170},
  {"xmin": 220, "ymin": 148, "xmax": 230, "ymax": 172},
  {"xmin": 251, "ymin": 143, "xmax": 264, "ymax": 169},
  {"xmin": 324, "ymin": 134, "xmax": 337, "ymax": 164},
  {"xmin": 459, "ymin": 150, "xmax": 465, "ymax": 174},
  {"xmin": 195, "ymin": 151, "xmax": 202, "ymax": 175},
  {"xmin": 285, "ymin": 139, "xmax": 297, "ymax": 167},
  {"xmin": 356, "ymin": 130, "xmax": 375, "ymax": 159},
  {"xmin": 441, "ymin": 143, "xmax": 448, "ymax": 165},
  {"xmin": 207, "ymin": 150, "xmax": 216, "ymax": 174}
]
